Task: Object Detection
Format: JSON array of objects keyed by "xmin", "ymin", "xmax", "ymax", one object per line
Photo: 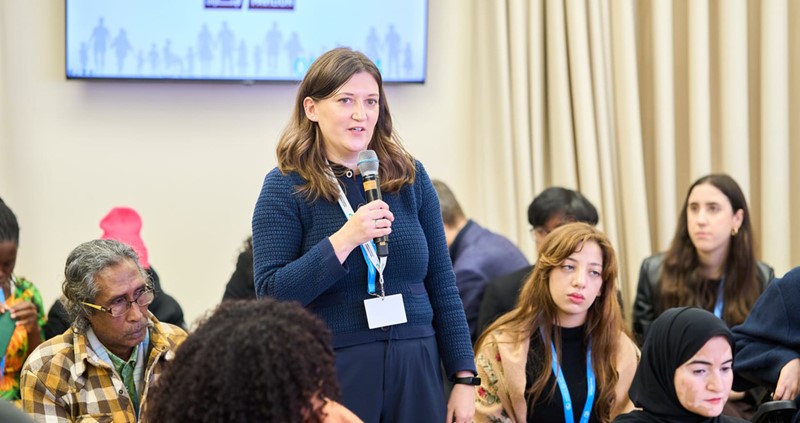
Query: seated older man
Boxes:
[{"xmin": 21, "ymin": 239, "xmax": 187, "ymax": 422}]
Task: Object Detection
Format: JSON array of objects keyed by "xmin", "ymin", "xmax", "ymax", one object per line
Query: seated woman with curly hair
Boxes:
[{"xmin": 143, "ymin": 298, "xmax": 362, "ymax": 423}]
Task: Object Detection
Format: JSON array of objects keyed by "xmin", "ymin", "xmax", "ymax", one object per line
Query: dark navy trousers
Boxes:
[{"xmin": 334, "ymin": 335, "xmax": 447, "ymax": 423}]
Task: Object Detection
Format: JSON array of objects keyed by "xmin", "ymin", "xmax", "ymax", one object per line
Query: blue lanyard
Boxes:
[
  {"xmin": 358, "ymin": 242, "xmax": 378, "ymax": 294},
  {"xmin": 713, "ymin": 277, "xmax": 725, "ymax": 319},
  {"xmin": 549, "ymin": 336, "xmax": 595, "ymax": 423},
  {"xmin": 333, "ymin": 178, "xmax": 386, "ymax": 297}
]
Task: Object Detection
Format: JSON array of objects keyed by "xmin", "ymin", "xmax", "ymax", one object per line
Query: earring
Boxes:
[{"xmin": 731, "ymin": 227, "xmax": 739, "ymax": 236}]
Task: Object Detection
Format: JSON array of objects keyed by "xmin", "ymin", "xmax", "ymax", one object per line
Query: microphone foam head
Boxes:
[{"xmin": 357, "ymin": 150, "xmax": 380, "ymax": 176}]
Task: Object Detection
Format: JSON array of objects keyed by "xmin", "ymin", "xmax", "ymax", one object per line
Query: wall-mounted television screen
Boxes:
[{"xmin": 65, "ymin": 0, "xmax": 428, "ymax": 83}]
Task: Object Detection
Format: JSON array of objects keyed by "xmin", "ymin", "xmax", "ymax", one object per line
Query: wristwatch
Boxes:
[{"xmin": 451, "ymin": 376, "xmax": 481, "ymax": 386}]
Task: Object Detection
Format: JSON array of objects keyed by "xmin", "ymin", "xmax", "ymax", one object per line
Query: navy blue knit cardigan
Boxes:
[{"xmin": 252, "ymin": 161, "xmax": 475, "ymax": 377}]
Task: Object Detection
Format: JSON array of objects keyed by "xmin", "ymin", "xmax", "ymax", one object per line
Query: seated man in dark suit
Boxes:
[
  {"xmin": 432, "ymin": 180, "xmax": 529, "ymax": 342},
  {"xmin": 733, "ymin": 266, "xmax": 800, "ymax": 401},
  {"xmin": 476, "ymin": 187, "xmax": 599, "ymax": 336}
]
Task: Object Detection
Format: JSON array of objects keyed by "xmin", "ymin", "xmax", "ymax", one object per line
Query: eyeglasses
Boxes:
[
  {"xmin": 530, "ymin": 227, "xmax": 552, "ymax": 238},
  {"xmin": 81, "ymin": 287, "xmax": 155, "ymax": 317}
]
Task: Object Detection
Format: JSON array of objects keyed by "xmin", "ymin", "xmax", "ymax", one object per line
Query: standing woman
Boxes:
[
  {"xmin": 633, "ymin": 174, "xmax": 774, "ymax": 342},
  {"xmin": 0, "ymin": 199, "xmax": 46, "ymax": 401},
  {"xmin": 252, "ymin": 48, "xmax": 475, "ymax": 423},
  {"xmin": 474, "ymin": 222, "xmax": 639, "ymax": 423}
]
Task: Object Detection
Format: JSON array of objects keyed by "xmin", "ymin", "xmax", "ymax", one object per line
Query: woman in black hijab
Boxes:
[{"xmin": 614, "ymin": 307, "xmax": 747, "ymax": 423}]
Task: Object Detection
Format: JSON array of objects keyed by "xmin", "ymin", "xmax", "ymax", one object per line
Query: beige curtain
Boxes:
[{"xmin": 470, "ymin": 0, "xmax": 799, "ymax": 311}]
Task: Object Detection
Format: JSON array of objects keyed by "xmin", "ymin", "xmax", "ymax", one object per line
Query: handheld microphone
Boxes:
[{"xmin": 357, "ymin": 150, "xmax": 389, "ymax": 257}]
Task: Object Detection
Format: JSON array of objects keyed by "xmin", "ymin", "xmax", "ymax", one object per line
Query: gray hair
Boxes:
[{"xmin": 62, "ymin": 239, "xmax": 148, "ymax": 333}]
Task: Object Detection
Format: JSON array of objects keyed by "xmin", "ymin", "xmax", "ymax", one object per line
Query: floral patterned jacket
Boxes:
[
  {"xmin": 1, "ymin": 276, "xmax": 46, "ymax": 401},
  {"xmin": 474, "ymin": 326, "xmax": 640, "ymax": 423}
]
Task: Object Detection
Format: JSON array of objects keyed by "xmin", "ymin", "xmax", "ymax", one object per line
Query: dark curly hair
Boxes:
[{"xmin": 144, "ymin": 299, "xmax": 341, "ymax": 422}]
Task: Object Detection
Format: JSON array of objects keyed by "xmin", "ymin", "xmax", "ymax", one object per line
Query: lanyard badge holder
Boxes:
[
  {"xmin": 713, "ymin": 277, "xmax": 725, "ymax": 319},
  {"xmin": 334, "ymin": 177, "xmax": 407, "ymax": 329},
  {"xmin": 542, "ymin": 328, "xmax": 596, "ymax": 423}
]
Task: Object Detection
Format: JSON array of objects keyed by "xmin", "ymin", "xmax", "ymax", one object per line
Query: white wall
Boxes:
[
  {"xmin": 1, "ymin": 1, "xmax": 475, "ymax": 327},
  {"xmin": 0, "ymin": 3, "xmax": 8, "ymax": 197}
]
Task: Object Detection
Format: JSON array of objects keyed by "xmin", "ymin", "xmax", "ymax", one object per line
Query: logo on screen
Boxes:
[
  {"xmin": 204, "ymin": 0, "xmax": 244, "ymax": 8},
  {"xmin": 249, "ymin": 0, "xmax": 295, "ymax": 10}
]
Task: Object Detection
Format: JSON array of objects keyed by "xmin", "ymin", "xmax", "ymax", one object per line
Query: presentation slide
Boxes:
[{"xmin": 66, "ymin": 0, "xmax": 428, "ymax": 82}]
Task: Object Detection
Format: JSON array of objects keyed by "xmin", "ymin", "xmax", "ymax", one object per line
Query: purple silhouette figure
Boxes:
[
  {"xmin": 88, "ymin": 17, "xmax": 111, "ymax": 72},
  {"xmin": 218, "ymin": 21, "xmax": 235, "ymax": 75},
  {"xmin": 111, "ymin": 29, "xmax": 133, "ymax": 74},
  {"xmin": 197, "ymin": 23, "xmax": 215, "ymax": 75},
  {"xmin": 265, "ymin": 21, "xmax": 282, "ymax": 72}
]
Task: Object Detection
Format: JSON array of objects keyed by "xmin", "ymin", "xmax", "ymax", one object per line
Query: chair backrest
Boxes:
[{"xmin": 750, "ymin": 400, "xmax": 798, "ymax": 423}]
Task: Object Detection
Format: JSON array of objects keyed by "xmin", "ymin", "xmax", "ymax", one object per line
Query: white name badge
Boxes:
[{"xmin": 364, "ymin": 294, "xmax": 408, "ymax": 329}]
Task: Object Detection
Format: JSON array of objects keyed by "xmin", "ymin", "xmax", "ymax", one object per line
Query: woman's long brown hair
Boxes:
[
  {"xmin": 276, "ymin": 47, "xmax": 415, "ymax": 203},
  {"xmin": 659, "ymin": 174, "xmax": 759, "ymax": 326},
  {"xmin": 475, "ymin": 222, "xmax": 625, "ymax": 423}
]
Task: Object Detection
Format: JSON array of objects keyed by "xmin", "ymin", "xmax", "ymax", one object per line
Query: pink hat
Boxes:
[{"xmin": 99, "ymin": 207, "xmax": 150, "ymax": 269}]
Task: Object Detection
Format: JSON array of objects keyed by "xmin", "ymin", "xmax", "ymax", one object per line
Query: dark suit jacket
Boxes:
[
  {"xmin": 476, "ymin": 265, "xmax": 533, "ymax": 338},
  {"xmin": 450, "ymin": 220, "xmax": 529, "ymax": 341}
]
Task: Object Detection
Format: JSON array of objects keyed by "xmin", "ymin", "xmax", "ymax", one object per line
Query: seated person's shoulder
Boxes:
[
  {"xmin": 322, "ymin": 400, "xmax": 364, "ymax": 423},
  {"xmin": 152, "ymin": 320, "xmax": 189, "ymax": 349},
  {"xmin": 616, "ymin": 332, "xmax": 640, "ymax": 361},
  {"xmin": 23, "ymin": 331, "xmax": 79, "ymax": 374},
  {"xmin": 639, "ymin": 253, "xmax": 665, "ymax": 272}
]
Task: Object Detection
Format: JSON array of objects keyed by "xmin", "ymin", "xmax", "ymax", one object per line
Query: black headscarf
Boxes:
[{"xmin": 620, "ymin": 307, "xmax": 737, "ymax": 423}]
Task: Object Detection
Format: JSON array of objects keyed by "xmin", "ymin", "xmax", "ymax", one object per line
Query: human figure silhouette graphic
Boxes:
[
  {"xmin": 186, "ymin": 47, "xmax": 195, "ymax": 75},
  {"xmin": 384, "ymin": 25, "xmax": 401, "ymax": 76},
  {"xmin": 148, "ymin": 43, "xmax": 160, "ymax": 74},
  {"xmin": 365, "ymin": 27, "xmax": 382, "ymax": 65},
  {"xmin": 197, "ymin": 23, "xmax": 215, "ymax": 76},
  {"xmin": 403, "ymin": 43, "xmax": 414, "ymax": 76},
  {"xmin": 88, "ymin": 17, "xmax": 110, "ymax": 72},
  {"xmin": 79, "ymin": 43, "xmax": 89, "ymax": 76},
  {"xmin": 218, "ymin": 21, "xmax": 235, "ymax": 76},
  {"xmin": 284, "ymin": 32, "xmax": 304, "ymax": 75},
  {"xmin": 237, "ymin": 40, "xmax": 248, "ymax": 74},
  {"xmin": 265, "ymin": 21, "xmax": 282, "ymax": 72},
  {"xmin": 136, "ymin": 49, "xmax": 145, "ymax": 74},
  {"xmin": 110, "ymin": 29, "xmax": 133, "ymax": 74},
  {"xmin": 163, "ymin": 39, "xmax": 183, "ymax": 75},
  {"xmin": 253, "ymin": 46, "xmax": 262, "ymax": 76}
]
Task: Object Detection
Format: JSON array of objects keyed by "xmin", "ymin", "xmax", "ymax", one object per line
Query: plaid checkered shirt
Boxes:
[{"xmin": 20, "ymin": 312, "xmax": 187, "ymax": 422}]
